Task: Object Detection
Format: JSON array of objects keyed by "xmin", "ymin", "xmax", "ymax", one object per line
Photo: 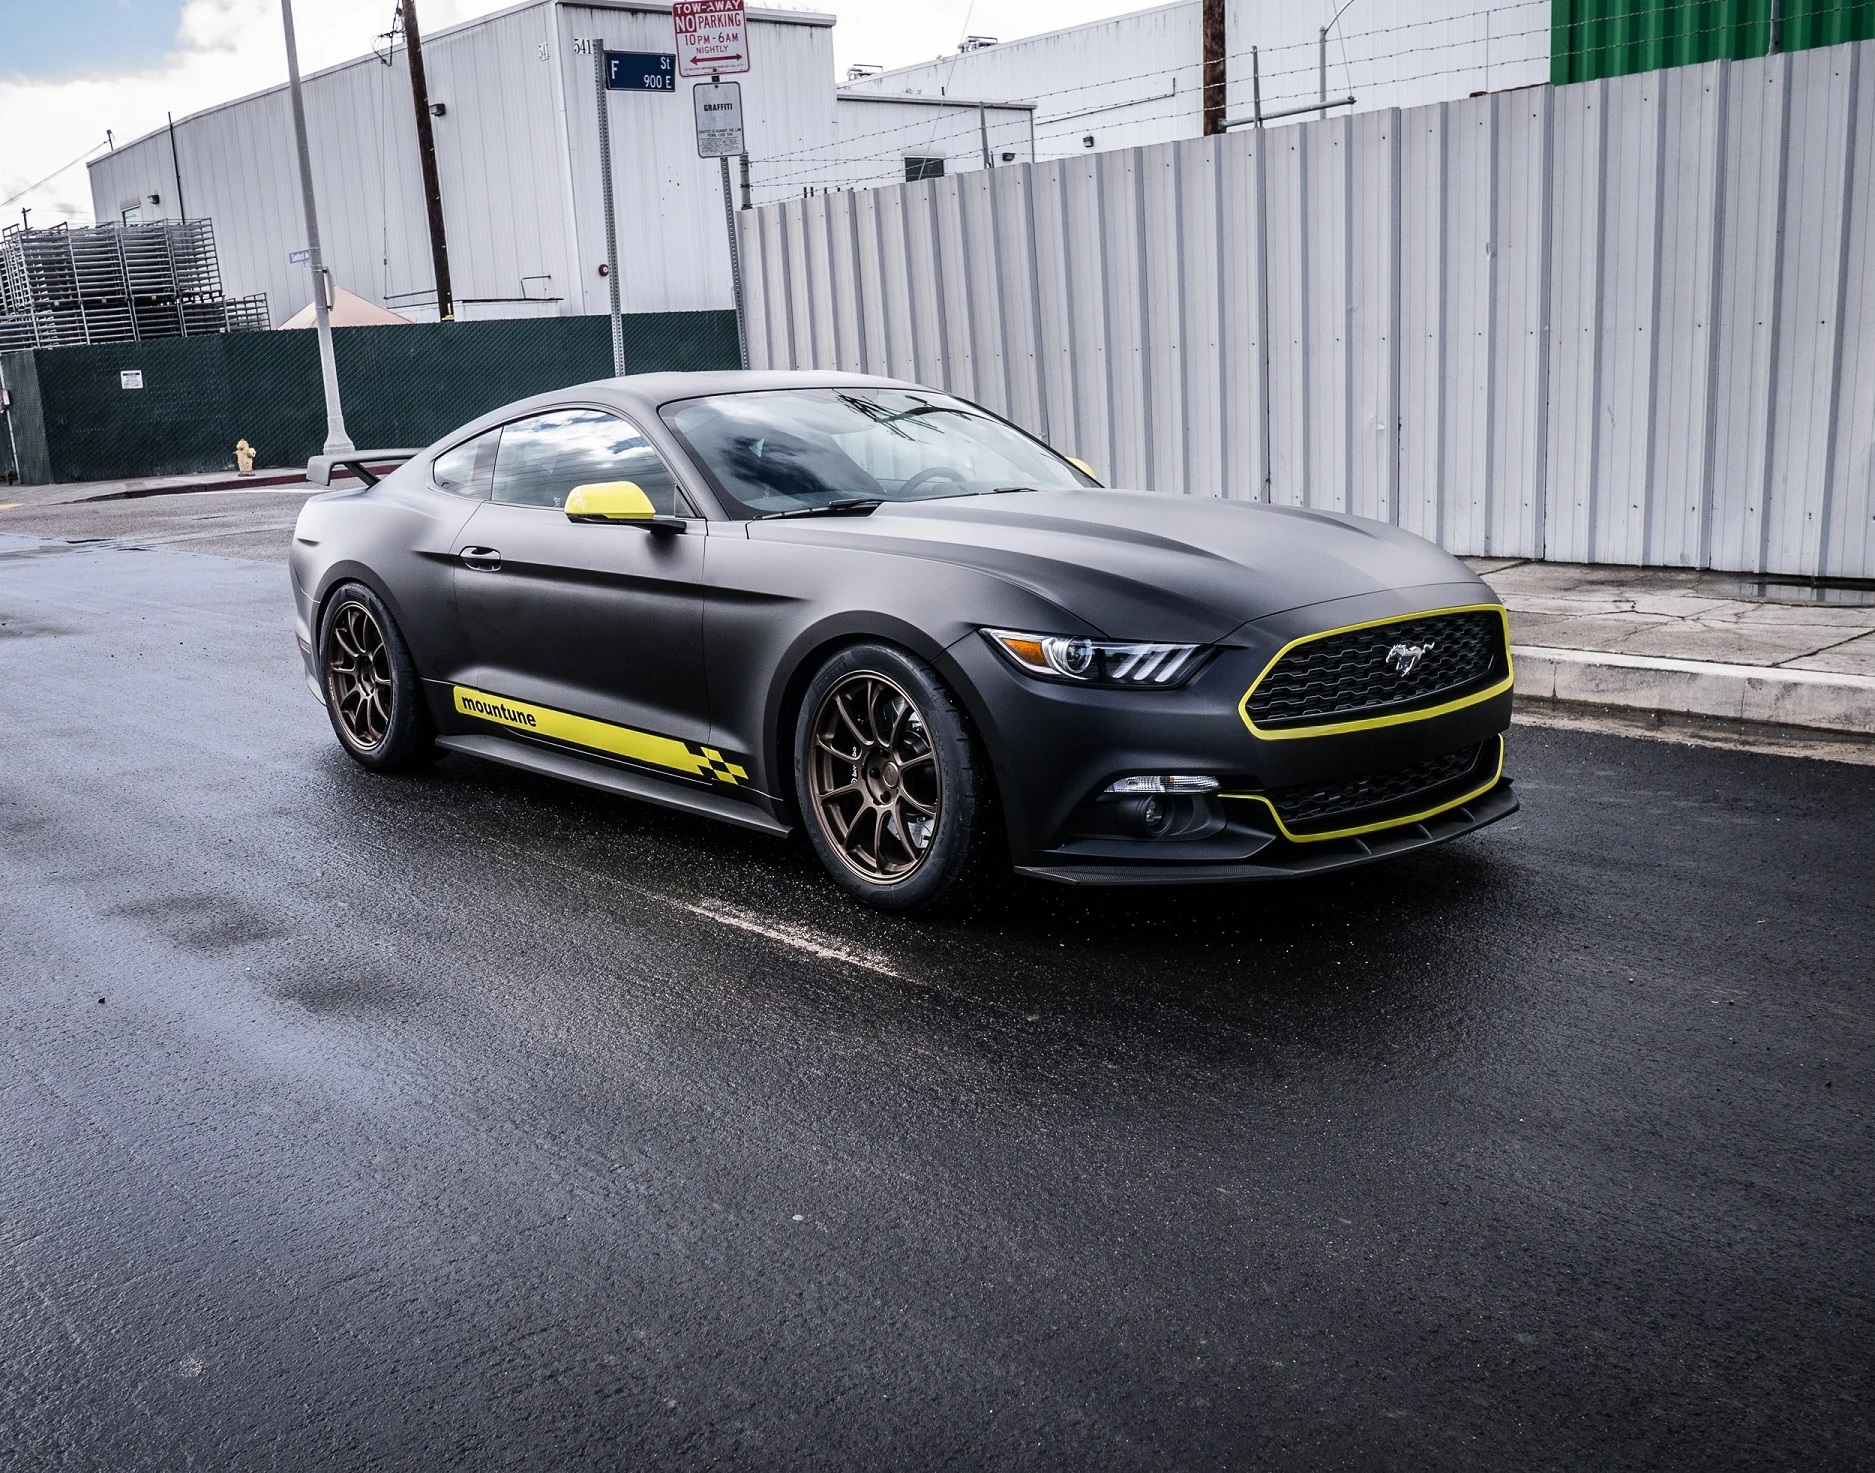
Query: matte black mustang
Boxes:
[{"xmin": 291, "ymin": 370, "xmax": 1517, "ymax": 911}]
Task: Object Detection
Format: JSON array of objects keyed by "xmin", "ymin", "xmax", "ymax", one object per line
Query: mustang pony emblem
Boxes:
[{"xmin": 1385, "ymin": 641, "xmax": 1435, "ymax": 677}]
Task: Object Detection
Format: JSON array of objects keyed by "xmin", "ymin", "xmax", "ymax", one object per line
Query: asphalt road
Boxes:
[{"xmin": 1, "ymin": 495, "xmax": 1870, "ymax": 1471}]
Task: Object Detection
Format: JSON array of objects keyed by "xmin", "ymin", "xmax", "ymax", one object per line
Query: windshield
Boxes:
[{"xmin": 660, "ymin": 388, "xmax": 1096, "ymax": 518}]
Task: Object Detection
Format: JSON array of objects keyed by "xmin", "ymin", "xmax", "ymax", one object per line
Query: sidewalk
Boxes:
[
  {"xmin": 1472, "ymin": 558, "xmax": 1875, "ymax": 741},
  {"xmin": 0, "ymin": 468, "xmax": 315, "ymax": 509}
]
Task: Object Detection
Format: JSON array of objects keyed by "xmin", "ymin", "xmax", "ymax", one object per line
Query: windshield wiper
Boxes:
[{"xmin": 757, "ymin": 497, "xmax": 885, "ymax": 520}]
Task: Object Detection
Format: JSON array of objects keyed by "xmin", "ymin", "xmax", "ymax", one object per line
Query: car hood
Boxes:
[{"xmin": 756, "ymin": 489, "xmax": 1488, "ymax": 642}]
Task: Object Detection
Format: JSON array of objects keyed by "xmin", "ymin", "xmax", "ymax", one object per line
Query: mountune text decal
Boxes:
[
  {"xmin": 452, "ymin": 686, "xmax": 748, "ymax": 784},
  {"xmin": 457, "ymin": 692, "xmax": 538, "ymax": 728}
]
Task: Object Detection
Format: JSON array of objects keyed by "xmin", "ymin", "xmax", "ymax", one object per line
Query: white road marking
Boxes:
[
  {"xmin": 667, "ymin": 896, "xmax": 905, "ymax": 978},
  {"xmin": 513, "ymin": 843, "xmax": 909, "ymax": 979}
]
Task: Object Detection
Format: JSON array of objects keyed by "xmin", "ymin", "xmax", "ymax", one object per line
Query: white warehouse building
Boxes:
[
  {"xmin": 86, "ymin": 0, "xmax": 1033, "ymax": 327},
  {"xmin": 841, "ymin": 0, "xmax": 1549, "ymax": 161}
]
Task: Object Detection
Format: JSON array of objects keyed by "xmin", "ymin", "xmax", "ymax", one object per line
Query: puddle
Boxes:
[{"xmin": 1714, "ymin": 574, "xmax": 1875, "ymax": 608}]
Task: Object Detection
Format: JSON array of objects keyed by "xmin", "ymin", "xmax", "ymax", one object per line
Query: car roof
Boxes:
[
  {"xmin": 426, "ymin": 370, "xmax": 933, "ymax": 459},
  {"xmin": 591, "ymin": 368, "xmax": 923, "ymax": 412}
]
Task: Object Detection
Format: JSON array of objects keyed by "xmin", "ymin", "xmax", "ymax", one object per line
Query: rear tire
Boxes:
[
  {"xmin": 318, "ymin": 582, "xmax": 435, "ymax": 771},
  {"xmin": 794, "ymin": 643, "xmax": 993, "ymax": 913}
]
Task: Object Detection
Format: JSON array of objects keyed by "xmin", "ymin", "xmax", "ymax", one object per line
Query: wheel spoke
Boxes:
[
  {"xmin": 881, "ymin": 801, "xmax": 915, "ymax": 864},
  {"xmin": 884, "ymin": 695, "xmax": 911, "ymax": 750},
  {"xmin": 865, "ymin": 681, "xmax": 892, "ymax": 746},
  {"xmin": 833, "ymin": 689, "xmax": 871, "ymax": 750},
  {"xmin": 844, "ymin": 803, "xmax": 882, "ymax": 866}
]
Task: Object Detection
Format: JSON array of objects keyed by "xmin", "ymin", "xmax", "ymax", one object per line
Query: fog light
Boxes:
[
  {"xmin": 1115, "ymin": 794, "xmax": 1174, "ymax": 837},
  {"xmin": 1104, "ymin": 774, "xmax": 1219, "ymax": 795}
]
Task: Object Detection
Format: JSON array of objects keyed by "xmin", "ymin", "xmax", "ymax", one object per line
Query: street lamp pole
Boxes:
[
  {"xmin": 281, "ymin": 0, "xmax": 353, "ymax": 455},
  {"xmin": 1319, "ymin": 0, "xmax": 1359, "ymax": 120}
]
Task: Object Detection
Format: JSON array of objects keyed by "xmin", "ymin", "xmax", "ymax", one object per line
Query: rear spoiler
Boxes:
[{"xmin": 305, "ymin": 448, "xmax": 421, "ymax": 488}]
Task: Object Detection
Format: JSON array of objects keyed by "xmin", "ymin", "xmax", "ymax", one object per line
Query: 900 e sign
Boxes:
[{"xmin": 605, "ymin": 50, "xmax": 675, "ymax": 91}]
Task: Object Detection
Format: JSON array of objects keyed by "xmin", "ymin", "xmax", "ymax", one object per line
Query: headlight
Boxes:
[{"xmin": 983, "ymin": 629, "xmax": 1208, "ymax": 687}]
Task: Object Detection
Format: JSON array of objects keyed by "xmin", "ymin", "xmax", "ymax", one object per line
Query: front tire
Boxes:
[
  {"xmin": 795, "ymin": 643, "xmax": 993, "ymax": 913},
  {"xmin": 319, "ymin": 582, "xmax": 435, "ymax": 771}
]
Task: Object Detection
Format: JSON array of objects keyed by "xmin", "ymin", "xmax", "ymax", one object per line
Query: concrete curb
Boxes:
[
  {"xmin": 1512, "ymin": 645, "xmax": 1875, "ymax": 737},
  {"xmin": 76, "ymin": 470, "xmax": 316, "ymax": 501}
]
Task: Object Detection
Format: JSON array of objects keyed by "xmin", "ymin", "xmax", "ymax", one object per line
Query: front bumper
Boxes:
[
  {"xmin": 1015, "ymin": 775, "xmax": 1518, "ymax": 885},
  {"xmin": 942, "ymin": 583, "xmax": 1518, "ymax": 884}
]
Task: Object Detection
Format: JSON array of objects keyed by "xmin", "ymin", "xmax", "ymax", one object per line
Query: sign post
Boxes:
[
  {"xmin": 592, "ymin": 38, "xmax": 625, "ymax": 376},
  {"xmin": 676, "ymin": 0, "xmax": 750, "ymax": 370},
  {"xmin": 693, "ymin": 79, "xmax": 748, "ymax": 369}
]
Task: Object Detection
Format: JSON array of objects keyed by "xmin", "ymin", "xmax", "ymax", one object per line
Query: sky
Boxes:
[{"xmin": 0, "ymin": 0, "xmax": 1145, "ymax": 226}]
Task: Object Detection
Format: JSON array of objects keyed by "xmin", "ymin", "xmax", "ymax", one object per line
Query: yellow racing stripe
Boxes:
[{"xmin": 452, "ymin": 686, "xmax": 748, "ymax": 784}]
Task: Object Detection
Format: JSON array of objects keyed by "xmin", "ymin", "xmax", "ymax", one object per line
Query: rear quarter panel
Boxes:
[{"xmin": 291, "ymin": 469, "xmax": 481, "ymax": 685}]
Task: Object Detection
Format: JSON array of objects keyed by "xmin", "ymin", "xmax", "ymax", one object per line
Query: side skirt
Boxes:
[{"xmin": 436, "ymin": 733, "xmax": 794, "ymax": 838}]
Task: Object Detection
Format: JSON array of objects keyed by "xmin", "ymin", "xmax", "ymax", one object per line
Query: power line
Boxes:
[
  {"xmin": 2, "ymin": 138, "xmax": 113, "ymax": 210},
  {"xmin": 750, "ymin": 0, "xmax": 1860, "ymax": 188}
]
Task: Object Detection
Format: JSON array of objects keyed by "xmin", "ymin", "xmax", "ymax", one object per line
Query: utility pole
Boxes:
[
  {"xmin": 281, "ymin": 0, "xmax": 353, "ymax": 456},
  {"xmin": 1202, "ymin": 0, "xmax": 1226, "ymax": 135},
  {"xmin": 593, "ymin": 41, "xmax": 625, "ymax": 377},
  {"xmin": 400, "ymin": 0, "xmax": 454, "ymax": 322}
]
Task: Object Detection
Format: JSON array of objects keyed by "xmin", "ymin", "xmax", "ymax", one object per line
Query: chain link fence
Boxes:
[{"xmin": 0, "ymin": 311, "xmax": 738, "ymax": 483}]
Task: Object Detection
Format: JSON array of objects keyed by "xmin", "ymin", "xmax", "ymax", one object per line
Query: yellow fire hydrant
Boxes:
[{"xmin": 234, "ymin": 439, "xmax": 257, "ymax": 476}]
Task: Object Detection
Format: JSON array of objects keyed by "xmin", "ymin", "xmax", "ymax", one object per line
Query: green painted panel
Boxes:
[
  {"xmin": 1, "ymin": 350, "xmax": 51, "ymax": 485},
  {"xmin": 19, "ymin": 312, "xmax": 738, "ymax": 483},
  {"xmin": 1553, "ymin": 0, "xmax": 1875, "ymax": 84}
]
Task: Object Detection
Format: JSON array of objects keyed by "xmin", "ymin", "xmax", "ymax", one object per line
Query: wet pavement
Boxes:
[{"xmin": 1, "ymin": 507, "xmax": 1871, "ymax": 1470}]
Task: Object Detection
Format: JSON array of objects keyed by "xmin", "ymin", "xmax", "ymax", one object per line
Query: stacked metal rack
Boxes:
[{"xmin": 0, "ymin": 219, "xmax": 269, "ymax": 350}]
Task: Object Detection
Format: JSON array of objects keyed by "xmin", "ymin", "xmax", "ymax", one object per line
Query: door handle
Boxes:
[{"xmin": 459, "ymin": 546, "xmax": 501, "ymax": 572}]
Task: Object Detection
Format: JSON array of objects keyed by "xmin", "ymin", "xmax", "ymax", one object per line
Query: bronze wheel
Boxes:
[
  {"xmin": 806, "ymin": 671, "xmax": 942, "ymax": 884},
  {"xmin": 325, "ymin": 600, "xmax": 392, "ymax": 750}
]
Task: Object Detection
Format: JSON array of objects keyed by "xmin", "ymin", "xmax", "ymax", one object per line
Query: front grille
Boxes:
[
  {"xmin": 1263, "ymin": 741, "xmax": 1492, "ymax": 832},
  {"xmin": 1246, "ymin": 610, "xmax": 1507, "ymax": 730}
]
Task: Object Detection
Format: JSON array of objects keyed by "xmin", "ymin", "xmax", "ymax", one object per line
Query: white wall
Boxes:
[
  {"xmin": 551, "ymin": 3, "xmax": 841, "ymax": 315},
  {"xmin": 816, "ymin": 98, "xmax": 1034, "ymax": 194},
  {"xmin": 86, "ymin": 3, "xmax": 563, "ymax": 327},
  {"xmin": 743, "ymin": 42, "xmax": 1875, "ymax": 581},
  {"xmin": 843, "ymin": 0, "xmax": 1549, "ymax": 159},
  {"xmin": 87, "ymin": 0, "xmax": 855, "ymax": 322}
]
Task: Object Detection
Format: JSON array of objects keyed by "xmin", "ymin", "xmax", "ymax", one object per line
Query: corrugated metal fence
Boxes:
[{"xmin": 741, "ymin": 40, "xmax": 1875, "ymax": 579}]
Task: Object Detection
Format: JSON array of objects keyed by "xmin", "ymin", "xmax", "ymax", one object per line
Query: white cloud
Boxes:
[
  {"xmin": 0, "ymin": 0, "xmax": 510, "ymax": 223},
  {"xmin": 0, "ymin": 0, "xmax": 1149, "ymax": 225}
]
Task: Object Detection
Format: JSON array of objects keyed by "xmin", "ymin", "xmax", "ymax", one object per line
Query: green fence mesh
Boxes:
[
  {"xmin": 1553, "ymin": 0, "xmax": 1875, "ymax": 84},
  {"xmin": 14, "ymin": 311, "xmax": 739, "ymax": 483}
]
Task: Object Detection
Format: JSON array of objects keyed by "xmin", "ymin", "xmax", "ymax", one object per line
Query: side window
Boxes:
[
  {"xmin": 490, "ymin": 409, "xmax": 684, "ymax": 513},
  {"xmin": 432, "ymin": 428, "xmax": 497, "ymax": 496}
]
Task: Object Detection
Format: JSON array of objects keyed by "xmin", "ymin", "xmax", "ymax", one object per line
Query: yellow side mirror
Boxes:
[
  {"xmin": 566, "ymin": 480, "xmax": 656, "ymax": 521},
  {"xmin": 1065, "ymin": 456, "xmax": 1099, "ymax": 483}
]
